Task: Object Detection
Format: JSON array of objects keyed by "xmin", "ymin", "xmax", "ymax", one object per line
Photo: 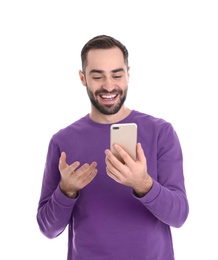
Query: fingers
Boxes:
[
  {"xmin": 78, "ymin": 161, "xmax": 98, "ymax": 178},
  {"xmin": 59, "ymin": 152, "xmax": 80, "ymax": 173},
  {"xmin": 105, "ymin": 142, "xmax": 147, "ymax": 178},
  {"xmin": 105, "ymin": 148, "xmax": 125, "ymax": 182},
  {"xmin": 105, "ymin": 144, "xmax": 134, "ymax": 166},
  {"xmin": 73, "ymin": 161, "xmax": 98, "ymax": 188},
  {"xmin": 136, "ymin": 143, "xmax": 146, "ymax": 164},
  {"xmin": 58, "ymin": 152, "xmax": 98, "ymax": 195},
  {"xmin": 83, "ymin": 163, "xmax": 98, "ymax": 183}
]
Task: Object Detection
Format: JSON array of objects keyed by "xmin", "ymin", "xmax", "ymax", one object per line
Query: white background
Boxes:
[{"xmin": 0, "ymin": 1, "xmax": 217, "ymax": 259}]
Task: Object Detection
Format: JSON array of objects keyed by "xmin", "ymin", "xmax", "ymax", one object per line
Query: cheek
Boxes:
[{"xmin": 87, "ymin": 80, "xmax": 102, "ymax": 91}]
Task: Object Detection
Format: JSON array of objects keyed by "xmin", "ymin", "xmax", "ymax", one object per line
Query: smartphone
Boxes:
[{"xmin": 110, "ymin": 123, "xmax": 137, "ymax": 162}]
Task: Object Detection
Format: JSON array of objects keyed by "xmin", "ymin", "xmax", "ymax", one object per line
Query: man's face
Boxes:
[{"xmin": 81, "ymin": 47, "xmax": 129, "ymax": 115}]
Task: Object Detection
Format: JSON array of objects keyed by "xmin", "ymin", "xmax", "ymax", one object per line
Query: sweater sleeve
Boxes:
[
  {"xmin": 36, "ymin": 138, "xmax": 78, "ymax": 239},
  {"xmin": 134, "ymin": 123, "xmax": 189, "ymax": 228}
]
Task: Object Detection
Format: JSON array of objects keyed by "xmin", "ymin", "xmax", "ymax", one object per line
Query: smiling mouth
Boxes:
[{"xmin": 100, "ymin": 94, "xmax": 118, "ymax": 100}]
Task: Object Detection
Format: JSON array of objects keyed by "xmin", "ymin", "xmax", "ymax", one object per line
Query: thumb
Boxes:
[{"xmin": 59, "ymin": 151, "xmax": 67, "ymax": 171}]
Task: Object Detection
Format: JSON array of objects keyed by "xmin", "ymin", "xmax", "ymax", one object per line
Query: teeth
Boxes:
[{"xmin": 101, "ymin": 95, "xmax": 116, "ymax": 99}]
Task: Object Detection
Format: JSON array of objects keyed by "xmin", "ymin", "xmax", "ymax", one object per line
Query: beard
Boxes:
[{"xmin": 86, "ymin": 86, "xmax": 128, "ymax": 115}]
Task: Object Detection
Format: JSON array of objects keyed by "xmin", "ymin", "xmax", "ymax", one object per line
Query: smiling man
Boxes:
[
  {"xmin": 37, "ymin": 35, "xmax": 189, "ymax": 260},
  {"xmin": 79, "ymin": 46, "xmax": 129, "ymax": 120}
]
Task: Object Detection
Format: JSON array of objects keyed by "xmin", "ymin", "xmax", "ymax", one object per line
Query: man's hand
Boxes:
[
  {"xmin": 59, "ymin": 152, "xmax": 98, "ymax": 198},
  {"xmin": 105, "ymin": 143, "xmax": 153, "ymax": 197}
]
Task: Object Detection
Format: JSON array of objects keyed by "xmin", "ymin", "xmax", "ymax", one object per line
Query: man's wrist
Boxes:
[
  {"xmin": 59, "ymin": 182, "xmax": 78, "ymax": 199},
  {"xmin": 133, "ymin": 177, "xmax": 153, "ymax": 198}
]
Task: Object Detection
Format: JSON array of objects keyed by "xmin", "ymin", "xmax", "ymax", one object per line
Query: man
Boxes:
[{"xmin": 37, "ymin": 35, "xmax": 189, "ymax": 259}]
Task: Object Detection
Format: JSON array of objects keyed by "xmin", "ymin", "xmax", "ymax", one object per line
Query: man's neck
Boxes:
[{"xmin": 89, "ymin": 106, "xmax": 132, "ymax": 124}]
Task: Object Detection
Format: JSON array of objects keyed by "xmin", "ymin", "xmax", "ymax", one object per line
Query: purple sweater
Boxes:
[{"xmin": 37, "ymin": 110, "xmax": 189, "ymax": 260}]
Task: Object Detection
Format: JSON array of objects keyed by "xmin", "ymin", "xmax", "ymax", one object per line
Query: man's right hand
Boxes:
[{"xmin": 59, "ymin": 151, "xmax": 98, "ymax": 198}]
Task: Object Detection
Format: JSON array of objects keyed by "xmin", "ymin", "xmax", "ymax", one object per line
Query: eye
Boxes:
[
  {"xmin": 113, "ymin": 75, "xmax": 122, "ymax": 79},
  {"xmin": 93, "ymin": 76, "xmax": 103, "ymax": 80}
]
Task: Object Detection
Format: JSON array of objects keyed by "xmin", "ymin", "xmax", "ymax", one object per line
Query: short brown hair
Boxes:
[{"xmin": 81, "ymin": 35, "xmax": 129, "ymax": 71}]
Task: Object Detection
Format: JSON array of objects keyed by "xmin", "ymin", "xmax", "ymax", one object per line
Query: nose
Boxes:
[{"xmin": 103, "ymin": 77, "xmax": 116, "ymax": 91}]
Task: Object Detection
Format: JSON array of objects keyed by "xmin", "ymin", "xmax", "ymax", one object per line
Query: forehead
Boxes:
[{"xmin": 85, "ymin": 47, "xmax": 125, "ymax": 73}]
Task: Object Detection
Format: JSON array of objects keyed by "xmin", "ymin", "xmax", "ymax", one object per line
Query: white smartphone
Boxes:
[{"xmin": 110, "ymin": 123, "xmax": 137, "ymax": 162}]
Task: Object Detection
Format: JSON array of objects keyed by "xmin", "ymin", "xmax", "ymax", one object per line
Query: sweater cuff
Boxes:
[
  {"xmin": 53, "ymin": 185, "xmax": 79, "ymax": 207},
  {"xmin": 133, "ymin": 180, "xmax": 161, "ymax": 204}
]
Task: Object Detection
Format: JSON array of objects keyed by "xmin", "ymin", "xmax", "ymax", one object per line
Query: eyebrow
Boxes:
[{"xmin": 89, "ymin": 68, "xmax": 124, "ymax": 75}]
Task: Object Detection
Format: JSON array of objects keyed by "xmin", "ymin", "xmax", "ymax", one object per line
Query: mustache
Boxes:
[{"xmin": 95, "ymin": 89, "xmax": 122, "ymax": 95}]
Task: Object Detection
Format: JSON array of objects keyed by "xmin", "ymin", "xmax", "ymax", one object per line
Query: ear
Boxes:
[
  {"xmin": 127, "ymin": 66, "xmax": 130, "ymax": 81},
  {"xmin": 79, "ymin": 70, "xmax": 87, "ymax": 86}
]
